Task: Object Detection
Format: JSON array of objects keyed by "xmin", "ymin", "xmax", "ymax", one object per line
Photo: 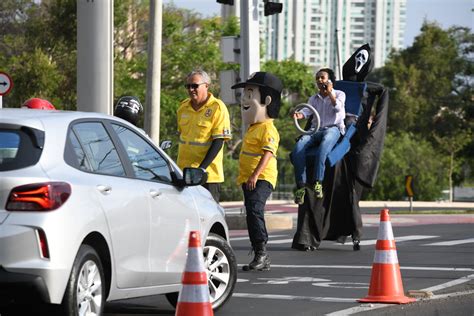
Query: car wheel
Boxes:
[
  {"xmin": 166, "ymin": 233, "xmax": 237, "ymax": 311},
  {"xmin": 62, "ymin": 245, "xmax": 105, "ymax": 316}
]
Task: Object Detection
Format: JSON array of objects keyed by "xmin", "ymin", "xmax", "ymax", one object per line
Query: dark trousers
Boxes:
[
  {"xmin": 242, "ymin": 180, "xmax": 273, "ymax": 246},
  {"xmin": 203, "ymin": 182, "xmax": 220, "ymax": 203}
]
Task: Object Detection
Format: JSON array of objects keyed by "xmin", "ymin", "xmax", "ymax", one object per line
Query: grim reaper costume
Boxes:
[{"xmin": 291, "ymin": 44, "xmax": 389, "ymax": 250}]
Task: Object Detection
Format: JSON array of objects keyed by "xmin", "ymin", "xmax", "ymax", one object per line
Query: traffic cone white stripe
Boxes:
[
  {"xmin": 178, "ymin": 285, "xmax": 212, "ymax": 302},
  {"xmin": 184, "ymin": 248, "xmax": 205, "ymax": 272},
  {"xmin": 374, "ymin": 250, "xmax": 399, "ymax": 264},
  {"xmin": 377, "ymin": 221, "xmax": 394, "ymax": 240}
]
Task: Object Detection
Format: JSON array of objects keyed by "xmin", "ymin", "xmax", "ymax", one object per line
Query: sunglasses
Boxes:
[{"xmin": 184, "ymin": 83, "xmax": 206, "ymax": 89}]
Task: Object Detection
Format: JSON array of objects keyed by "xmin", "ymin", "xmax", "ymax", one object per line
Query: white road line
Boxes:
[
  {"xmin": 421, "ymin": 274, "xmax": 474, "ymax": 292},
  {"xmin": 262, "ymin": 235, "xmax": 439, "ymax": 246},
  {"xmin": 232, "ymin": 292, "xmax": 356, "ymax": 303},
  {"xmin": 356, "ymin": 235, "xmax": 438, "ymax": 246},
  {"xmin": 326, "ymin": 289, "xmax": 474, "ymax": 316},
  {"xmin": 230, "ymin": 234, "xmax": 288, "ymax": 241},
  {"xmin": 253, "ymin": 264, "xmax": 474, "ymax": 272},
  {"xmin": 267, "ymin": 238, "xmax": 294, "ymax": 244},
  {"xmin": 423, "ymin": 238, "xmax": 474, "ymax": 246}
]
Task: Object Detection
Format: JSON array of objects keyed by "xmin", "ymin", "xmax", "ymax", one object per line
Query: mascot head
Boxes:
[{"xmin": 231, "ymin": 72, "xmax": 283, "ymax": 125}]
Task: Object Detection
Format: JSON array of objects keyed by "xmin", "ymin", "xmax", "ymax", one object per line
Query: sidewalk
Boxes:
[{"xmin": 222, "ymin": 200, "xmax": 474, "ymax": 231}]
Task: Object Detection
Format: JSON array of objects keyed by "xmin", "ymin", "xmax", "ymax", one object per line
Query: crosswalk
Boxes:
[{"xmin": 231, "ymin": 234, "xmax": 474, "ymax": 247}]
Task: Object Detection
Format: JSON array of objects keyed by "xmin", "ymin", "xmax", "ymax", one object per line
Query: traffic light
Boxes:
[
  {"xmin": 216, "ymin": 0, "xmax": 234, "ymax": 5},
  {"xmin": 264, "ymin": 1, "xmax": 283, "ymax": 16}
]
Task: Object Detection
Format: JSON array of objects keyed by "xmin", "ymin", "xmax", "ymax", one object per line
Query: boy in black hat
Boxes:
[{"xmin": 231, "ymin": 72, "xmax": 283, "ymax": 271}]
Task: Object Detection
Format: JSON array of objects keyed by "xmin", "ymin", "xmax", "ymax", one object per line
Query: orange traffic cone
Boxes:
[
  {"xmin": 358, "ymin": 209, "xmax": 416, "ymax": 304},
  {"xmin": 175, "ymin": 231, "xmax": 214, "ymax": 316}
]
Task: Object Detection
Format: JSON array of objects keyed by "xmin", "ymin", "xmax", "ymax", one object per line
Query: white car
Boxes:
[{"xmin": 0, "ymin": 108, "xmax": 237, "ymax": 315}]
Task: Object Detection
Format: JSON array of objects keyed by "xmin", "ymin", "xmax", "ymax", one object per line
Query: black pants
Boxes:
[
  {"xmin": 203, "ymin": 182, "xmax": 221, "ymax": 203},
  {"xmin": 242, "ymin": 180, "xmax": 273, "ymax": 246}
]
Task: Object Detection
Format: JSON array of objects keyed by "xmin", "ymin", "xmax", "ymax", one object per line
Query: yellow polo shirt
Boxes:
[
  {"xmin": 237, "ymin": 120, "xmax": 279, "ymax": 188},
  {"xmin": 177, "ymin": 93, "xmax": 231, "ymax": 183}
]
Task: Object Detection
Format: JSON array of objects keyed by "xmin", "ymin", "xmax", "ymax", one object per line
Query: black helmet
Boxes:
[{"xmin": 114, "ymin": 96, "xmax": 143, "ymax": 126}]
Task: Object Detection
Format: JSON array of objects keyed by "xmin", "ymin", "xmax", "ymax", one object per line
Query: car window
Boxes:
[
  {"xmin": 72, "ymin": 122, "xmax": 126, "ymax": 176},
  {"xmin": 112, "ymin": 124, "xmax": 172, "ymax": 183},
  {"xmin": 0, "ymin": 127, "xmax": 43, "ymax": 171},
  {"xmin": 67, "ymin": 131, "xmax": 93, "ymax": 172}
]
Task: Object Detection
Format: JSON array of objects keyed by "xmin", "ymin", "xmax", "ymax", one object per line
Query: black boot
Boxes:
[{"xmin": 242, "ymin": 243, "xmax": 271, "ymax": 271}]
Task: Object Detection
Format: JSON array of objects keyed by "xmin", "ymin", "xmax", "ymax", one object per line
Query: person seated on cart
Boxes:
[{"xmin": 291, "ymin": 68, "xmax": 346, "ymax": 203}]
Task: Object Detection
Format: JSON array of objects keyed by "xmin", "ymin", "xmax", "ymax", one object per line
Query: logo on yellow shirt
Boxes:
[{"xmin": 205, "ymin": 109, "xmax": 213, "ymax": 117}]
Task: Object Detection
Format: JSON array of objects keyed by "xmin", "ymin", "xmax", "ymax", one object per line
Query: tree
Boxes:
[{"xmin": 365, "ymin": 133, "xmax": 447, "ymax": 201}]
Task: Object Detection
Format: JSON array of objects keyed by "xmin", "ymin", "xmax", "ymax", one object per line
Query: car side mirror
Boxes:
[
  {"xmin": 160, "ymin": 140, "xmax": 172, "ymax": 151},
  {"xmin": 183, "ymin": 167, "xmax": 208, "ymax": 186}
]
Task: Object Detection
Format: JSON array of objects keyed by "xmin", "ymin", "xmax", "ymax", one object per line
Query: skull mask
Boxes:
[{"xmin": 354, "ymin": 50, "xmax": 369, "ymax": 73}]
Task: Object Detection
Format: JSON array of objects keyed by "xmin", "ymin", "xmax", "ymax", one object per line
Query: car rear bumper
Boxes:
[{"xmin": 0, "ymin": 266, "xmax": 50, "ymax": 305}]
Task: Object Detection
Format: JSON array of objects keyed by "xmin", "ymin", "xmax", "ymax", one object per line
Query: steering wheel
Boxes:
[{"xmin": 293, "ymin": 103, "xmax": 320, "ymax": 135}]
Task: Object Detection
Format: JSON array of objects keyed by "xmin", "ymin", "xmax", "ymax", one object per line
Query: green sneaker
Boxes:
[
  {"xmin": 294, "ymin": 188, "xmax": 306, "ymax": 205},
  {"xmin": 314, "ymin": 181, "xmax": 323, "ymax": 199}
]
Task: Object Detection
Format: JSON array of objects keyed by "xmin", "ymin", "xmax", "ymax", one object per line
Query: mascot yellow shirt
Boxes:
[
  {"xmin": 237, "ymin": 120, "xmax": 279, "ymax": 188},
  {"xmin": 177, "ymin": 93, "xmax": 231, "ymax": 183}
]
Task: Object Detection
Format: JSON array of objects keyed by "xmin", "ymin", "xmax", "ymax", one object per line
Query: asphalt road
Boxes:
[{"xmin": 103, "ymin": 219, "xmax": 474, "ymax": 316}]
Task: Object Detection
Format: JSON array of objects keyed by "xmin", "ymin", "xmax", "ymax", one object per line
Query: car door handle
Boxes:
[
  {"xmin": 97, "ymin": 185, "xmax": 112, "ymax": 195},
  {"xmin": 149, "ymin": 189, "xmax": 162, "ymax": 198}
]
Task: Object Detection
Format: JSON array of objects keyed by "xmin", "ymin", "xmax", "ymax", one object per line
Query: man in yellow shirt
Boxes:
[
  {"xmin": 177, "ymin": 70, "xmax": 231, "ymax": 202},
  {"xmin": 231, "ymin": 72, "xmax": 283, "ymax": 271}
]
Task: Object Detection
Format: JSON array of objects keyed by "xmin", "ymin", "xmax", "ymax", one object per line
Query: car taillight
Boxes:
[
  {"xmin": 36, "ymin": 229, "xmax": 50, "ymax": 259},
  {"xmin": 6, "ymin": 182, "xmax": 71, "ymax": 211}
]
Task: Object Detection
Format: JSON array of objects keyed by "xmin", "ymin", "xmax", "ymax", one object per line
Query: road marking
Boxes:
[
  {"xmin": 355, "ymin": 235, "xmax": 438, "ymax": 246},
  {"xmin": 423, "ymin": 238, "xmax": 474, "ymax": 246},
  {"xmin": 264, "ymin": 235, "xmax": 438, "ymax": 245},
  {"xmin": 312, "ymin": 282, "xmax": 368, "ymax": 289},
  {"xmin": 233, "ymin": 292, "xmax": 356, "ymax": 303},
  {"xmin": 326, "ymin": 289, "xmax": 474, "ymax": 316},
  {"xmin": 421, "ymin": 274, "xmax": 474, "ymax": 292},
  {"xmin": 244, "ymin": 264, "xmax": 474, "ymax": 272},
  {"xmin": 267, "ymin": 238, "xmax": 293, "ymax": 244},
  {"xmin": 230, "ymin": 234, "xmax": 288, "ymax": 241}
]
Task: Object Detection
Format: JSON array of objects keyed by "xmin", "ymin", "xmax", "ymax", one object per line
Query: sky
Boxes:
[{"xmin": 164, "ymin": 0, "xmax": 473, "ymax": 47}]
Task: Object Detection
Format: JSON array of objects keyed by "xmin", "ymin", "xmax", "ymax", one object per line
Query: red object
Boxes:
[
  {"xmin": 175, "ymin": 231, "xmax": 214, "ymax": 316},
  {"xmin": 22, "ymin": 98, "xmax": 56, "ymax": 110},
  {"xmin": 6, "ymin": 182, "xmax": 71, "ymax": 212},
  {"xmin": 358, "ymin": 209, "xmax": 416, "ymax": 304}
]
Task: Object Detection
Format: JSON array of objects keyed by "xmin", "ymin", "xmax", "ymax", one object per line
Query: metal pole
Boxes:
[
  {"xmin": 240, "ymin": 0, "xmax": 260, "ymax": 134},
  {"xmin": 335, "ymin": 28, "xmax": 343, "ymax": 79},
  {"xmin": 144, "ymin": 0, "xmax": 162, "ymax": 144},
  {"xmin": 409, "ymin": 196, "xmax": 413, "ymax": 213},
  {"xmin": 77, "ymin": 0, "xmax": 114, "ymax": 114}
]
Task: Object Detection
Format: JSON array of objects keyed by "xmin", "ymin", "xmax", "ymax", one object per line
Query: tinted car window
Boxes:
[
  {"xmin": 112, "ymin": 124, "xmax": 172, "ymax": 183},
  {"xmin": 67, "ymin": 131, "xmax": 93, "ymax": 172},
  {"xmin": 0, "ymin": 127, "xmax": 43, "ymax": 171},
  {"xmin": 72, "ymin": 122, "xmax": 125, "ymax": 176}
]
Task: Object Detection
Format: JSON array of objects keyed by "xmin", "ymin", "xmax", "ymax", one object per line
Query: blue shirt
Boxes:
[{"xmin": 301, "ymin": 89, "xmax": 346, "ymax": 134}]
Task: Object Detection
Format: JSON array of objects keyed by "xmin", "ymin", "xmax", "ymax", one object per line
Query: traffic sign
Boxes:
[
  {"xmin": 405, "ymin": 175, "xmax": 414, "ymax": 197},
  {"xmin": 0, "ymin": 72, "xmax": 13, "ymax": 96}
]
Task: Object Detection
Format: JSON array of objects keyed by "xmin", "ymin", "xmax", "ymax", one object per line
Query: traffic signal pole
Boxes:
[{"xmin": 239, "ymin": 0, "xmax": 260, "ymax": 134}]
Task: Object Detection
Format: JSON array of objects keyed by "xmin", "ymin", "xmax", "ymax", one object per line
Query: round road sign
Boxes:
[{"xmin": 0, "ymin": 72, "xmax": 13, "ymax": 96}]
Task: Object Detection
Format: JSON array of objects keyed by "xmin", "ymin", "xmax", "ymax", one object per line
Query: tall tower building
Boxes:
[{"xmin": 224, "ymin": 0, "xmax": 406, "ymax": 76}]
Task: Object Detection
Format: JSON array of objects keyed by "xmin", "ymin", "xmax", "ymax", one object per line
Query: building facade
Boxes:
[{"xmin": 223, "ymin": 0, "xmax": 406, "ymax": 76}]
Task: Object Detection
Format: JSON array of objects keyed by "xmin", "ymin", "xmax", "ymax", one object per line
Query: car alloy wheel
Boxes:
[{"xmin": 63, "ymin": 245, "xmax": 105, "ymax": 316}]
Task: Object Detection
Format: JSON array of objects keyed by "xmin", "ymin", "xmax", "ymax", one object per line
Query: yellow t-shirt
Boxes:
[
  {"xmin": 237, "ymin": 120, "xmax": 279, "ymax": 188},
  {"xmin": 177, "ymin": 93, "xmax": 231, "ymax": 183}
]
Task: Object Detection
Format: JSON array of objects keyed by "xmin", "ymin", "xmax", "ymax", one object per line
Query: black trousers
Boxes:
[
  {"xmin": 242, "ymin": 180, "xmax": 273, "ymax": 246},
  {"xmin": 203, "ymin": 182, "xmax": 221, "ymax": 203}
]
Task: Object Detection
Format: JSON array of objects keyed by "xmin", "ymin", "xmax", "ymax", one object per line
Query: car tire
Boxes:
[
  {"xmin": 62, "ymin": 244, "xmax": 105, "ymax": 316},
  {"xmin": 165, "ymin": 233, "xmax": 237, "ymax": 311}
]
